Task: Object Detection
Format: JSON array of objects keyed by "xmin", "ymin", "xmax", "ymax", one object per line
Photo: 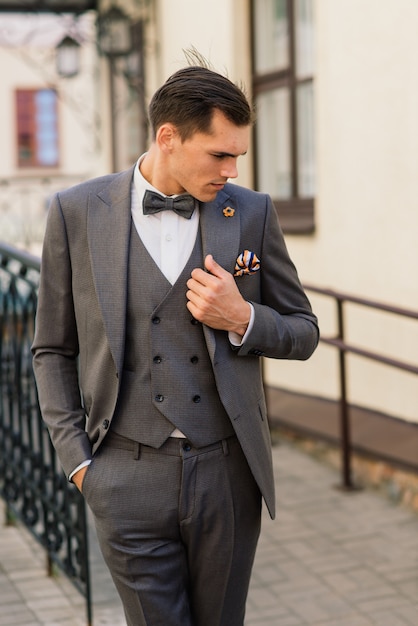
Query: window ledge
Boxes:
[{"xmin": 274, "ymin": 198, "xmax": 315, "ymax": 234}]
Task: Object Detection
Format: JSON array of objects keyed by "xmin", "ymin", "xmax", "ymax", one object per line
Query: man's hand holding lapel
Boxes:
[{"xmin": 186, "ymin": 254, "xmax": 251, "ymax": 337}]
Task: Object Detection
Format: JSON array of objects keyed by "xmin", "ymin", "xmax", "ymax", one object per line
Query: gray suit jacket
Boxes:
[{"xmin": 32, "ymin": 165, "xmax": 319, "ymax": 519}]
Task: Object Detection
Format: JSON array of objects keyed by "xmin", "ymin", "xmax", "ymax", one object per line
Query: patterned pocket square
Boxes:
[{"xmin": 234, "ymin": 250, "xmax": 261, "ymax": 277}]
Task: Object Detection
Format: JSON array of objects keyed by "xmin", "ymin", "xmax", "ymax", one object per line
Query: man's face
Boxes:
[{"xmin": 164, "ymin": 109, "xmax": 250, "ymax": 202}]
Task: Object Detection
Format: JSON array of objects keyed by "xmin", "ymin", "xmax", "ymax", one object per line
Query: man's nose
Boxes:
[{"xmin": 221, "ymin": 159, "xmax": 238, "ymax": 179}]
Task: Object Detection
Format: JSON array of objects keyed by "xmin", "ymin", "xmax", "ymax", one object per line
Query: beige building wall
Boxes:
[
  {"xmin": 264, "ymin": 0, "xmax": 418, "ymax": 423},
  {"xmin": 0, "ymin": 12, "xmax": 107, "ymax": 252},
  {"xmin": 0, "ymin": 13, "xmax": 105, "ymax": 177}
]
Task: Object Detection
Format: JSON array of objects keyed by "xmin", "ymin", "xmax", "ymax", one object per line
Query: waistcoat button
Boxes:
[
  {"xmin": 183, "ymin": 442, "xmax": 192, "ymax": 452},
  {"xmin": 190, "ymin": 356, "xmax": 199, "ymax": 364},
  {"xmin": 192, "ymin": 395, "xmax": 201, "ymax": 403},
  {"xmin": 190, "ymin": 318, "xmax": 199, "ymax": 325},
  {"xmin": 155, "ymin": 394, "xmax": 164, "ymax": 402},
  {"xmin": 152, "ymin": 316, "xmax": 161, "ymax": 324},
  {"xmin": 153, "ymin": 356, "xmax": 162, "ymax": 364}
]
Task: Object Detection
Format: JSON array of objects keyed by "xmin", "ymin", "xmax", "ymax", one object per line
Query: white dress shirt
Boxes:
[{"xmin": 132, "ymin": 155, "xmax": 200, "ymax": 284}]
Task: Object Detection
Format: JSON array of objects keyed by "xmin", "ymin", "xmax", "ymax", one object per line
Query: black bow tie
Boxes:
[{"xmin": 142, "ymin": 190, "xmax": 195, "ymax": 220}]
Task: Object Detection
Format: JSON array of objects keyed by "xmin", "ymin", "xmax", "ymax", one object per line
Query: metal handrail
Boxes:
[
  {"xmin": 303, "ymin": 283, "xmax": 418, "ymax": 490},
  {"xmin": 0, "ymin": 242, "xmax": 92, "ymax": 625},
  {"xmin": 0, "ymin": 241, "xmax": 42, "ymax": 272}
]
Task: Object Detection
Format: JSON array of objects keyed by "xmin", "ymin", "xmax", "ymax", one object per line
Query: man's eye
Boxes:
[{"xmin": 212, "ymin": 154, "xmax": 225, "ymax": 159}]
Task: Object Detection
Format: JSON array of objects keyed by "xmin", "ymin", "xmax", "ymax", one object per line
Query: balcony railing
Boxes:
[
  {"xmin": 303, "ymin": 284, "xmax": 418, "ymax": 490},
  {"xmin": 0, "ymin": 242, "xmax": 92, "ymax": 625}
]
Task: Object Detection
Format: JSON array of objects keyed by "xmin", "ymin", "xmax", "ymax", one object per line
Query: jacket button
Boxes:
[
  {"xmin": 190, "ymin": 356, "xmax": 199, "ymax": 364},
  {"xmin": 102, "ymin": 419, "xmax": 110, "ymax": 429},
  {"xmin": 153, "ymin": 356, "xmax": 162, "ymax": 364},
  {"xmin": 152, "ymin": 316, "xmax": 161, "ymax": 324},
  {"xmin": 155, "ymin": 394, "xmax": 164, "ymax": 403},
  {"xmin": 190, "ymin": 318, "xmax": 199, "ymax": 325},
  {"xmin": 192, "ymin": 395, "xmax": 201, "ymax": 403},
  {"xmin": 249, "ymin": 348, "xmax": 264, "ymax": 356}
]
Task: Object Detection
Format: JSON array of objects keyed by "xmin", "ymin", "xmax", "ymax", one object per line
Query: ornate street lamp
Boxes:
[
  {"xmin": 96, "ymin": 6, "xmax": 134, "ymax": 172},
  {"xmin": 97, "ymin": 5, "xmax": 132, "ymax": 57},
  {"xmin": 56, "ymin": 35, "xmax": 81, "ymax": 78}
]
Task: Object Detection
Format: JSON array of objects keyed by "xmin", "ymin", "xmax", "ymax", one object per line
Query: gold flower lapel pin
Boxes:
[{"xmin": 223, "ymin": 206, "xmax": 235, "ymax": 217}]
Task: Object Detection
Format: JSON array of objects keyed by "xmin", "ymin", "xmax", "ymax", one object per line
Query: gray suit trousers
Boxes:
[{"xmin": 82, "ymin": 432, "xmax": 262, "ymax": 626}]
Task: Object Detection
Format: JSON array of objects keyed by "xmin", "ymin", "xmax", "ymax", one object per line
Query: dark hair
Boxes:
[{"xmin": 148, "ymin": 65, "xmax": 254, "ymax": 140}]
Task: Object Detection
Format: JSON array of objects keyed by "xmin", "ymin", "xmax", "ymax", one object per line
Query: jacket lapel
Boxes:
[
  {"xmin": 87, "ymin": 167, "xmax": 134, "ymax": 376},
  {"xmin": 199, "ymin": 188, "xmax": 241, "ymax": 361},
  {"xmin": 199, "ymin": 188, "xmax": 241, "ymax": 272}
]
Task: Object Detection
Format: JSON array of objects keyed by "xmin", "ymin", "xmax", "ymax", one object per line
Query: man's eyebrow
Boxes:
[{"xmin": 213, "ymin": 151, "xmax": 248, "ymax": 158}]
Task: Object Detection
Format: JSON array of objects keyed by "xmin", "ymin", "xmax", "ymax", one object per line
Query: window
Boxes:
[
  {"xmin": 15, "ymin": 88, "xmax": 59, "ymax": 168},
  {"xmin": 252, "ymin": 0, "xmax": 315, "ymax": 233}
]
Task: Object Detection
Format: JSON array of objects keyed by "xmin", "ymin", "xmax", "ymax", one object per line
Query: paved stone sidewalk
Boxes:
[{"xmin": 1, "ymin": 439, "xmax": 417, "ymax": 625}]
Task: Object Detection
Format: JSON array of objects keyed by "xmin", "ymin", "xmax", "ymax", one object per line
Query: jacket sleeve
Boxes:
[
  {"xmin": 31, "ymin": 194, "xmax": 92, "ymax": 476},
  {"xmin": 236, "ymin": 195, "xmax": 319, "ymax": 360}
]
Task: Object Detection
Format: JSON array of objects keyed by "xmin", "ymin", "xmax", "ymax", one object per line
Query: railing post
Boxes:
[{"xmin": 336, "ymin": 298, "xmax": 355, "ymax": 490}]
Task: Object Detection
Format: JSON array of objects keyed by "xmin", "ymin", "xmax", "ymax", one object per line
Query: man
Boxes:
[{"xmin": 32, "ymin": 62, "xmax": 319, "ymax": 626}]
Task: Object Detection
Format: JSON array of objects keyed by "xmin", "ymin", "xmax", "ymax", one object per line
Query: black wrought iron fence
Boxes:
[{"xmin": 0, "ymin": 242, "xmax": 92, "ymax": 625}]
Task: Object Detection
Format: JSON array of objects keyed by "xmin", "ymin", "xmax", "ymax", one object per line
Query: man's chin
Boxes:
[
  {"xmin": 194, "ymin": 192, "xmax": 217, "ymax": 204},
  {"xmin": 198, "ymin": 186, "xmax": 225, "ymax": 203}
]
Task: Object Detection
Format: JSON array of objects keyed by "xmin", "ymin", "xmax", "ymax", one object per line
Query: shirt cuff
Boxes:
[
  {"xmin": 228, "ymin": 302, "xmax": 255, "ymax": 347},
  {"xmin": 69, "ymin": 459, "xmax": 92, "ymax": 482}
]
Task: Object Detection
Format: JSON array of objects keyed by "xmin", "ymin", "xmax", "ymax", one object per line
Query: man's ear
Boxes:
[{"xmin": 156, "ymin": 123, "xmax": 179, "ymax": 153}]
